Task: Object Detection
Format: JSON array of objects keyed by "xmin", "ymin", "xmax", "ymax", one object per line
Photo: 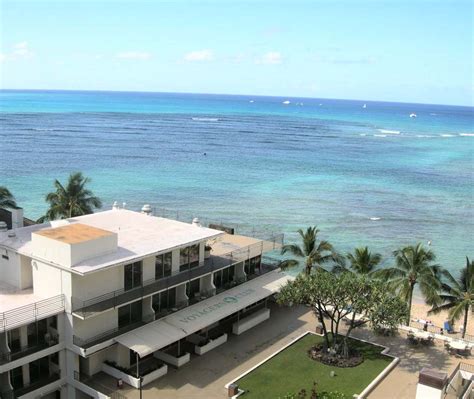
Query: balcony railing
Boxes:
[
  {"xmin": 72, "ymin": 260, "xmax": 280, "ymax": 350},
  {"xmin": 0, "ymin": 295, "xmax": 65, "ymax": 332},
  {"xmin": 74, "ymin": 370, "xmax": 127, "ymax": 399},
  {"xmin": 0, "ymin": 334, "xmax": 60, "ymax": 365},
  {"xmin": 0, "ymin": 372, "xmax": 61, "ymax": 398},
  {"xmin": 72, "ymin": 235, "xmax": 283, "ymax": 319}
]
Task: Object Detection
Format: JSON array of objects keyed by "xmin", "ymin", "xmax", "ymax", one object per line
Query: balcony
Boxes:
[
  {"xmin": 72, "ymin": 237, "xmax": 282, "ymax": 319},
  {"xmin": 0, "ymin": 372, "xmax": 61, "ymax": 399},
  {"xmin": 0, "ymin": 295, "xmax": 65, "ymax": 333},
  {"xmin": 72, "ymin": 259, "xmax": 281, "ymax": 350},
  {"xmin": 0, "ymin": 334, "xmax": 59, "ymax": 365}
]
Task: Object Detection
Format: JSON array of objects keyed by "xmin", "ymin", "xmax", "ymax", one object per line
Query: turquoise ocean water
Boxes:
[{"xmin": 0, "ymin": 90, "xmax": 473, "ymax": 275}]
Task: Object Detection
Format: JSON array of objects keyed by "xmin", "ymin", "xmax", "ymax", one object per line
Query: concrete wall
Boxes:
[
  {"xmin": 73, "ymin": 309, "xmax": 117, "ymax": 342},
  {"xmin": 142, "ymin": 256, "xmax": 154, "ymax": 282},
  {"xmin": 19, "ymin": 255, "xmax": 33, "ymax": 289},
  {"xmin": 0, "ymin": 249, "xmax": 21, "ymax": 288},
  {"xmin": 32, "ymin": 260, "xmax": 64, "ymax": 298},
  {"xmin": 31, "ymin": 231, "xmax": 118, "ymax": 268},
  {"xmin": 72, "ymin": 266, "xmax": 123, "ymax": 303}
]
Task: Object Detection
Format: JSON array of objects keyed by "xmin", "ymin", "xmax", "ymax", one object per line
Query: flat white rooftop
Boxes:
[
  {"xmin": 0, "ymin": 281, "xmax": 44, "ymax": 314},
  {"xmin": 0, "ymin": 209, "xmax": 224, "ymax": 275}
]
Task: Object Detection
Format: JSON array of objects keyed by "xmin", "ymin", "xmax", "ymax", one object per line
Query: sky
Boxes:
[{"xmin": 0, "ymin": 0, "xmax": 472, "ymax": 106}]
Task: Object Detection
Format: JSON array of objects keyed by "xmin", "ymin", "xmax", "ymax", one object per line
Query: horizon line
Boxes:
[{"xmin": 1, "ymin": 88, "xmax": 472, "ymax": 108}]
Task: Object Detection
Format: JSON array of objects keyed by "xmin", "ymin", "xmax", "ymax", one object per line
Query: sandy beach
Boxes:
[{"xmin": 411, "ymin": 297, "xmax": 473, "ymax": 336}]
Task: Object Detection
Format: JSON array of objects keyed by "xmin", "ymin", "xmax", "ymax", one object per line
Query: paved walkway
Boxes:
[{"xmin": 91, "ymin": 302, "xmax": 473, "ymax": 398}]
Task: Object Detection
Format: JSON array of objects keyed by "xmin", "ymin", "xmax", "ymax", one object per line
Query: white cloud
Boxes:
[
  {"xmin": 116, "ymin": 51, "xmax": 152, "ymax": 60},
  {"xmin": 255, "ymin": 51, "xmax": 283, "ymax": 65},
  {"xmin": 1, "ymin": 41, "xmax": 34, "ymax": 62},
  {"xmin": 183, "ymin": 49, "xmax": 214, "ymax": 62}
]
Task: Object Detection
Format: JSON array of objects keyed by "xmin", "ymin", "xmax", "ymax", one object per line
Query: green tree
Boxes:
[
  {"xmin": 0, "ymin": 186, "xmax": 18, "ymax": 209},
  {"xmin": 332, "ymin": 246, "xmax": 382, "ymax": 275},
  {"xmin": 277, "ymin": 270, "xmax": 407, "ymax": 356},
  {"xmin": 429, "ymin": 257, "xmax": 474, "ymax": 338},
  {"xmin": 280, "ymin": 227, "xmax": 334, "ymax": 275},
  {"xmin": 377, "ymin": 243, "xmax": 441, "ymax": 324},
  {"xmin": 40, "ymin": 172, "xmax": 102, "ymax": 221}
]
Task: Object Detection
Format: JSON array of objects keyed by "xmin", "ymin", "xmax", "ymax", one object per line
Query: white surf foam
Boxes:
[
  {"xmin": 370, "ymin": 217, "xmax": 381, "ymax": 221},
  {"xmin": 359, "ymin": 133, "xmax": 367, "ymax": 136},
  {"xmin": 440, "ymin": 134, "xmax": 455, "ymax": 137},
  {"xmin": 374, "ymin": 134, "xmax": 387, "ymax": 137},
  {"xmin": 191, "ymin": 117, "xmax": 219, "ymax": 122},
  {"xmin": 460, "ymin": 133, "xmax": 474, "ymax": 137},
  {"xmin": 378, "ymin": 129, "xmax": 400, "ymax": 135}
]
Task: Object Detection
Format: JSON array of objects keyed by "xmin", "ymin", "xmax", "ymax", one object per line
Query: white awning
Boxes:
[{"xmin": 114, "ymin": 270, "xmax": 293, "ymax": 357}]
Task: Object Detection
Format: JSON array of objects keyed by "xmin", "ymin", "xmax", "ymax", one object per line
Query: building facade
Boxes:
[{"xmin": 0, "ymin": 206, "xmax": 289, "ymax": 398}]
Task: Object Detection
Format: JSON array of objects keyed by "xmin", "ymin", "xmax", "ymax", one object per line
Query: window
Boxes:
[
  {"xmin": 8, "ymin": 328, "xmax": 21, "ymax": 352},
  {"xmin": 124, "ymin": 261, "xmax": 142, "ymax": 291},
  {"xmin": 10, "ymin": 366, "xmax": 23, "ymax": 390},
  {"xmin": 186, "ymin": 279, "xmax": 200, "ymax": 299},
  {"xmin": 118, "ymin": 300, "xmax": 143, "ymax": 329},
  {"xmin": 245, "ymin": 256, "xmax": 261, "ymax": 276},
  {"xmin": 50, "ymin": 352, "xmax": 59, "ymax": 365},
  {"xmin": 179, "ymin": 244, "xmax": 200, "ymax": 271},
  {"xmin": 152, "ymin": 288, "xmax": 176, "ymax": 314},
  {"xmin": 213, "ymin": 265, "xmax": 235, "ymax": 289},
  {"xmin": 27, "ymin": 318, "xmax": 47, "ymax": 347},
  {"xmin": 29, "ymin": 356, "xmax": 50, "ymax": 384},
  {"xmin": 155, "ymin": 252, "xmax": 172, "ymax": 280}
]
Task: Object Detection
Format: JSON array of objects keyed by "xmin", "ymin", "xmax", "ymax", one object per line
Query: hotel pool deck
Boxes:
[{"xmin": 85, "ymin": 302, "xmax": 473, "ymax": 399}]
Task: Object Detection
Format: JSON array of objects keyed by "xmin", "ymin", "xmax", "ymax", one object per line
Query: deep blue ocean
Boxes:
[{"xmin": 0, "ymin": 90, "xmax": 473, "ymax": 275}]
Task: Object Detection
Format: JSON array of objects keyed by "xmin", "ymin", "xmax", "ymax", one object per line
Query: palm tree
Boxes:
[
  {"xmin": 378, "ymin": 243, "xmax": 442, "ymax": 324},
  {"xmin": 280, "ymin": 226, "xmax": 334, "ymax": 275},
  {"xmin": 429, "ymin": 257, "xmax": 474, "ymax": 338},
  {"xmin": 333, "ymin": 246, "xmax": 382, "ymax": 275},
  {"xmin": 0, "ymin": 186, "xmax": 17, "ymax": 209},
  {"xmin": 40, "ymin": 172, "xmax": 102, "ymax": 221}
]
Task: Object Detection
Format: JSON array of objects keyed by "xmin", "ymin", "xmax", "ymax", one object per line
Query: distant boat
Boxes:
[
  {"xmin": 362, "ymin": 104, "xmax": 367, "ymax": 109},
  {"xmin": 282, "ymin": 100, "xmax": 290, "ymax": 105},
  {"xmin": 410, "ymin": 113, "xmax": 417, "ymax": 118}
]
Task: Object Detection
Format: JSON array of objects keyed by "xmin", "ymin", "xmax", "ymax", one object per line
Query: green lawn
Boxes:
[{"xmin": 236, "ymin": 333, "xmax": 392, "ymax": 398}]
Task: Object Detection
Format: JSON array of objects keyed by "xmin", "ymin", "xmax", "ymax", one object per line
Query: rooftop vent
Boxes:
[
  {"xmin": 0, "ymin": 221, "xmax": 7, "ymax": 232},
  {"xmin": 192, "ymin": 218, "xmax": 201, "ymax": 227},
  {"xmin": 7, "ymin": 230, "xmax": 16, "ymax": 238},
  {"xmin": 141, "ymin": 204, "xmax": 152, "ymax": 215},
  {"xmin": 112, "ymin": 201, "xmax": 119, "ymax": 211}
]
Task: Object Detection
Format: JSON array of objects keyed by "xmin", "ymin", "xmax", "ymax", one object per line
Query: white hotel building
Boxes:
[{"xmin": 0, "ymin": 206, "xmax": 291, "ymax": 398}]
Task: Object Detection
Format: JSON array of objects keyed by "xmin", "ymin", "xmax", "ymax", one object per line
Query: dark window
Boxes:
[
  {"xmin": 10, "ymin": 366, "xmax": 23, "ymax": 389},
  {"xmin": 152, "ymin": 288, "xmax": 176, "ymax": 314},
  {"xmin": 245, "ymin": 256, "xmax": 260, "ymax": 276},
  {"xmin": 118, "ymin": 300, "xmax": 143, "ymax": 329},
  {"xmin": 49, "ymin": 316, "xmax": 57, "ymax": 330},
  {"xmin": 124, "ymin": 261, "xmax": 142, "ymax": 291},
  {"xmin": 180, "ymin": 244, "xmax": 200, "ymax": 271},
  {"xmin": 186, "ymin": 279, "xmax": 200, "ymax": 299},
  {"xmin": 213, "ymin": 265, "xmax": 235, "ymax": 289},
  {"xmin": 29, "ymin": 356, "xmax": 49, "ymax": 384},
  {"xmin": 50, "ymin": 352, "xmax": 59, "ymax": 365},
  {"xmin": 2, "ymin": 254, "xmax": 8, "ymax": 260},
  {"xmin": 8, "ymin": 328, "xmax": 21, "ymax": 352},
  {"xmin": 155, "ymin": 252, "xmax": 172, "ymax": 280}
]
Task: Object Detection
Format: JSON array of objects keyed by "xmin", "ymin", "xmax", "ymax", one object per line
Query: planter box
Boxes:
[
  {"xmin": 141, "ymin": 364, "xmax": 168, "ymax": 386},
  {"xmin": 101, "ymin": 362, "xmax": 168, "ymax": 389},
  {"xmin": 195, "ymin": 333, "xmax": 228, "ymax": 355},
  {"xmin": 232, "ymin": 308, "xmax": 270, "ymax": 335},
  {"xmin": 154, "ymin": 351, "xmax": 190, "ymax": 368}
]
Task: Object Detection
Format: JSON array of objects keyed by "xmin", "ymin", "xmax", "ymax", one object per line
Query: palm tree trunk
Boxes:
[
  {"xmin": 463, "ymin": 305, "xmax": 469, "ymax": 339},
  {"xmin": 406, "ymin": 283, "xmax": 415, "ymax": 325}
]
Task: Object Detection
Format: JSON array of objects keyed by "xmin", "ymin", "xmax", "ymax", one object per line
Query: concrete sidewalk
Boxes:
[{"xmin": 90, "ymin": 303, "xmax": 472, "ymax": 398}]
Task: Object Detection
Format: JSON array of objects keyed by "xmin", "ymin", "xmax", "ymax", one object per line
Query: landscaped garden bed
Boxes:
[{"xmin": 235, "ymin": 333, "xmax": 392, "ymax": 398}]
